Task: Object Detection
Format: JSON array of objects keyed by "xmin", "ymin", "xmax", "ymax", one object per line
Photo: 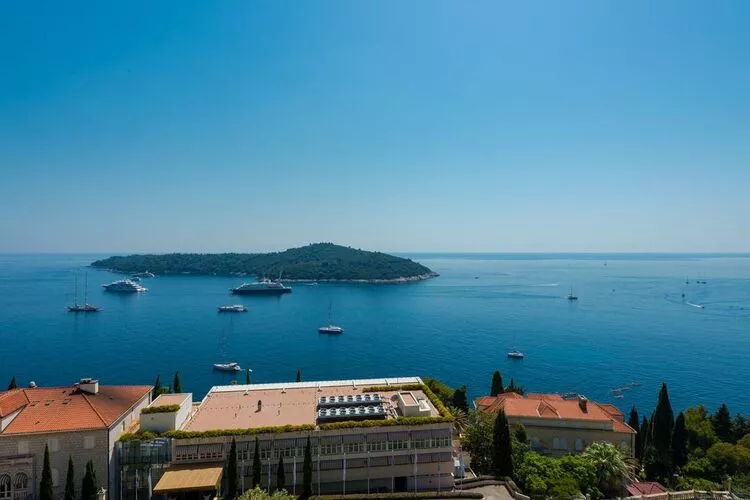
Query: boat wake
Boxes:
[
  {"xmin": 686, "ymin": 302, "xmax": 705, "ymax": 309},
  {"xmin": 530, "ymin": 283, "xmax": 560, "ymax": 287}
]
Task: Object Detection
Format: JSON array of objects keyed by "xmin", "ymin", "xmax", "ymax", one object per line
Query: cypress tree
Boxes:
[
  {"xmin": 638, "ymin": 416, "xmax": 650, "ymax": 461},
  {"xmin": 647, "ymin": 383, "xmax": 675, "ymax": 480},
  {"xmin": 712, "ymin": 403, "xmax": 732, "ymax": 442},
  {"xmin": 452, "ymin": 386, "xmax": 469, "ymax": 413},
  {"xmin": 303, "ymin": 436, "xmax": 312, "ymax": 496},
  {"xmin": 64, "ymin": 456, "xmax": 76, "ymax": 500},
  {"xmin": 173, "ymin": 371, "xmax": 182, "ymax": 393},
  {"xmin": 296, "ymin": 369, "xmax": 301, "ymax": 383},
  {"xmin": 80, "ymin": 460, "xmax": 98, "ymax": 500},
  {"xmin": 252, "ymin": 437, "xmax": 261, "ymax": 487},
  {"xmin": 628, "ymin": 406, "xmax": 640, "ymax": 456},
  {"xmin": 276, "ymin": 455, "xmax": 285, "ymax": 491},
  {"xmin": 7, "ymin": 376, "xmax": 17, "ymax": 390},
  {"xmin": 226, "ymin": 439, "xmax": 238, "ymax": 499},
  {"xmin": 152, "ymin": 375, "xmax": 161, "ymax": 400},
  {"xmin": 490, "ymin": 371, "xmax": 503, "ymax": 397},
  {"xmin": 672, "ymin": 412, "xmax": 688, "ymax": 469},
  {"xmin": 40, "ymin": 444, "xmax": 54, "ymax": 500},
  {"xmin": 246, "ymin": 369, "xmax": 251, "ymax": 385},
  {"xmin": 492, "ymin": 409, "xmax": 513, "ymax": 477}
]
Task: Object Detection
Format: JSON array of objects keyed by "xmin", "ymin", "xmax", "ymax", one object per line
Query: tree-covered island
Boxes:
[{"xmin": 90, "ymin": 243, "xmax": 438, "ymax": 282}]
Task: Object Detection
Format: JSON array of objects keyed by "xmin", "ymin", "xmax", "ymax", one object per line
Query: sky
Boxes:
[{"xmin": 1, "ymin": 1, "xmax": 749, "ymax": 253}]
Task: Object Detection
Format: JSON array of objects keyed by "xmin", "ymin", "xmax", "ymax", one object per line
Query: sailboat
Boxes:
[
  {"xmin": 507, "ymin": 332, "xmax": 524, "ymax": 359},
  {"xmin": 567, "ymin": 287, "xmax": 579, "ymax": 301},
  {"xmin": 319, "ymin": 301, "xmax": 343, "ymax": 334},
  {"xmin": 68, "ymin": 274, "xmax": 101, "ymax": 312}
]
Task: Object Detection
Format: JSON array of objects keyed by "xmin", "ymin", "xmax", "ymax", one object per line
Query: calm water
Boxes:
[{"xmin": 1, "ymin": 253, "xmax": 749, "ymax": 416}]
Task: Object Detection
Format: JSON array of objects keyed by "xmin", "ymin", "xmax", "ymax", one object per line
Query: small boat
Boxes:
[
  {"xmin": 308, "ymin": 282, "xmax": 319, "ymax": 286},
  {"xmin": 630, "ymin": 381, "xmax": 641, "ymax": 387},
  {"xmin": 213, "ymin": 362, "xmax": 242, "ymax": 372},
  {"xmin": 615, "ymin": 394, "xmax": 625, "ymax": 399},
  {"xmin": 567, "ymin": 287, "xmax": 578, "ymax": 301},
  {"xmin": 68, "ymin": 274, "xmax": 101, "ymax": 312},
  {"xmin": 218, "ymin": 305, "xmax": 248, "ymax": 313},
  {"xmin": 687, "ymin": 302, "xmax": 705, "ymax": 309},
  {"xmin": 507, "ymin": 350, "xmax": 524, "ymax": 359},
  {"xmin": 132, "ymin": 271, "xmax": 156, "ymax": 278},
  {"xmin": 319, "ymin": 301, "xmax": 343, "ymax": 334}
]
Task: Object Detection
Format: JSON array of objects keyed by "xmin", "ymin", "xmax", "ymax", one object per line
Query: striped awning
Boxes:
[{"xmin": 153, "ymin": 465, "xmax": 222, "ymax": 493}]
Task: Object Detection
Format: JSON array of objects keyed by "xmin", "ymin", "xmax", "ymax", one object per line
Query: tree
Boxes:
[
  {"xmin": 64, "ymin": 456, "xmax": 76, "ymax": 500},
  {"xmin": 638, "ymin": 417, "xmax": 650, "ymax": 461},
  {"xmin": 628, "ymin": 406, "xmax": 640, "ymax": 446},
  {"xmin": 491, "ymin": 371, "xmax": 503, "ymax": 397},
  {"xmin": 514, "ymin": 424, "xmax": 528, "ymax": 444},
  {"xmin": 732, "ymin": 414, "xmax": 750, "ymax": 443},
  {"xmin": 237, "ymin": 486, "xmax": 295, "ymax": 500},
  {"xmin": 452, "ymin": 386, "xmax": 469, "ymax": 413},
  {"xmin": 462, "ymin": 411, "xmax": 495, "ymax": 474},
  {"xmin": 40, "ymin": 444, "xmax": 54, "ymax": 500},
  {"xmin": 672, "ymin": 412, "xmax": 688, "ymax": 469},
  {"xmin": 276, "ymin": 455, "xmax": 285, "ymax": 491},
  {"xmin": 492, "ymin": 409, "xmax": 513, "ymax": 477},
  {"xmin": 7, "ymin": 376, "xmax": 17, "ymax": 390},
  {"xmin": 153, "ymin": 375, "xmax": 161, "ymax": 399},
  {"xmin": 252, "ymin": 437, "xmax": 262, "ymax": 487},
  {"xmin": 302, "ymin": 437, "xmax": 312, "ymax": 496},
  {"xmin": 295, "ymin": 369, "xmax": 301, "ymax": 383},
  {"xmin": 685, "ymin": 404, "xmax": 717, "ymax": 450},
  {"xmin": 246, "ymin": 369, "xmax": 251, "ymax": 385},
  {"xmin": 647, "ymin": 383, "xmax": 675, "ymax": 480},
  {"xmin": 173, "ymin": 371, "xmax": 182, "ymax": 393},
  {"xmin": 738, "ymin": 434, "xmax": 750, "ymax": 450},
  {"xmin": 581, "ymin": 441, "xmax": 636, "ymax": 496},
  {"xmin": 505, "ymin": 378, "xmax": 525, "ymax": 395},
  {"xmin": 706, "ymin": 442, "xmax": 750, "ymax": 476},
  {"xmin": 712, "ymin": 404, "xmax": 732, "ymax": 442},
  {"xmin": 80, "ymin": 460, "xmax": 98, "ymax": 500},
  {"xmin": 226, "ymin": 439, "xmax": 238, "ymax": 499}
]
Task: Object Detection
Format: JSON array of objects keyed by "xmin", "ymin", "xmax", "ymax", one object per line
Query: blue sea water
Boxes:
[{"xmin": 1, "ymin": 253, "xmax": 749, "ymax": 417}]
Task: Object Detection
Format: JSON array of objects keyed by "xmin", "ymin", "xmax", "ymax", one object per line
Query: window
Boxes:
[
  {"xmin": 620, "ymin": 441, "xmax": 628, "ymax": 450},
  {"xmin": 367, "ymin": 441, "xmax": 386, "ymax": 452},
  {"xmin": 51, "ymin": 469, "xmax": 59, "ymax": 487},
  {"xmin": 48, "ymin": 438, "xmax": 60, "ymax": 452},
  {"xmin": 388, "ymin": 440, "xmax": 408, "ymax": 451},
  {"xmin": 0, "ymin": 475, "xmax": 11, "ymax": 500},
  {"xmin": 553, "ymin": 437, "xmax": 567, "ymax": 450},
  {"xmin": 345, "ymin": 442, "xmax": 362, "ymax": 454},
  {"xmin": 17, "ymin": 441, "xmax": 29, "ymax": 455},
  {"xmin": 84, "ymin": 436, "xmax": 95, "ymax": 449},
  {"xmin": 14, "ymin": 473, "xmax": 28, "ymax": 491},
  {"xmin": 575, "ymin": 439, "xmax": 584, "ymax": 451}
]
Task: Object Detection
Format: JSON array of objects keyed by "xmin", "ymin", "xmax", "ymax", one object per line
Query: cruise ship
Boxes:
[
  {"xmin": 102, "ymin": 279, "xmax": 148, "ymax": 293},
  {"xmin": 230, "ymin": 278, "xmax": 291, "ymax": 295}
]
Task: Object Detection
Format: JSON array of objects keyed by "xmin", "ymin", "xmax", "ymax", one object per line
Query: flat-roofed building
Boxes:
[
  {"xmin": 118, "ymin": 377, "xmax": 455, "ymax": 499},
  {"xmin": 474, "ymin": 392, "xmax": 636, "ymax": 456}
]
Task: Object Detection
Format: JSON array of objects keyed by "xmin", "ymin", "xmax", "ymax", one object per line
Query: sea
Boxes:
[{"xmin": 1, "ymin": 253, "xmax": 749, "ymax": 417}]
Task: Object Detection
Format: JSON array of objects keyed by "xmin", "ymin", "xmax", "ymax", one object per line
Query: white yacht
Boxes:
[
  {"xmin": 132, "ymin": 271, "xmax": 156, "ymax": 278},
  {"xmin": 230, "ymin": 278, "xmax": 292, "ymax": 295},
  {"xmin": 507, "ymin": 350, "xmax": 525, "ymax": 359},
  {"xmin": 218, "ymin": 305, "xmax": 247, "ymax": 313},
  {"xmin": 102, "ymin": 279, "xmax": 147, "ymax": 293},
  {"xmin": 213, "ymin": 362, "xmax": 242, "ymax": 372}
]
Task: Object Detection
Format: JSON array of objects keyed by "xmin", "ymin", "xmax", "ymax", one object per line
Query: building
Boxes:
[
  {"xmin": 625, "ymin": 481, "xmax": 667, "ymax": 496},
  {"xmin": 117, "ymin": 377, "xmax": 455, "ymax": 499},
  {"xmin": 0, "ymin": 379, "xmax": 152, "ymax": 500},
  {"xmin": 474, "ymin": 392, "xmax": 636, "ymax": 456}
]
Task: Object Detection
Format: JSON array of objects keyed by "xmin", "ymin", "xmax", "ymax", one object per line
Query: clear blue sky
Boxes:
[{"xmin": 2, "ymin": 1, "xmax": 749, "ymax": 253}]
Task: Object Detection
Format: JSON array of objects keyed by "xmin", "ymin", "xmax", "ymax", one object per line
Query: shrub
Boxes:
[{"xmin": 142, "ymin": 405, "xmax": 181, "ymax": 414}]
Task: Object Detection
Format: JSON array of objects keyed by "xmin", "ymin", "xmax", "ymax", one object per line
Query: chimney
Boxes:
[
  {"xmin": 78, "ymin": 378, "xmax": 99, "ymax": 395},
  {"xmin": 257, "ymin": 400, "xmax": 262, "ymax": 412},
  {"xmin": 578, "ymin": 395, "xmax": 588, "ymax": 413}
]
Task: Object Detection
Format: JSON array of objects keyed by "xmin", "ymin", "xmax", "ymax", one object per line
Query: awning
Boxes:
[{"xmin": 153, "ymin": 465, "xmax": 223, "ymax": 494}]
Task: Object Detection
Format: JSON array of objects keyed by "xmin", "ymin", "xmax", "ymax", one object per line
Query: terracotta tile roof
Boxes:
[
  {"xmin": 474, "ymin": 393, "xmax": 636, "ymax": 434},
  {"xmin": 0, "ymin": 390, "xmax": 29, "ymax": 417},
  {"xmin": 626, "ymin": 482, "xmax": 666, "ymax": 495},
  {"xmin": 0, "ymin": 385, "xmax": 151, "ymax": 435}
]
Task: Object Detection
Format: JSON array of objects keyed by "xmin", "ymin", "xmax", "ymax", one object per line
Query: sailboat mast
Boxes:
[
  {"xmin": 84, "ymin": 273, "xmax": 88, "ymax": 305},
  {"xmin": 74, "ymin": 274, "xmax": 79, "ymax": 306}
]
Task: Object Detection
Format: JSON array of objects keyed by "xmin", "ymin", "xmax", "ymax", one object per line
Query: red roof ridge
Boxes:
[{"xmin": 79, "ymin": 391, "xmax": 108, "ymax": 428}]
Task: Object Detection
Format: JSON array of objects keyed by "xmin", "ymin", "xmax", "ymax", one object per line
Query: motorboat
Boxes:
[
  {"xmin": 213, "ymin": 362, "xmax": 242, "ymax": 372},
  {"xmin": 103, "ymin": 279, "xmax": 147, "ymax": 293},
  {"xmin": 507, "ymin": 350, "xmax": 525, "ymax": 359},
  {"xmin": 132, "ymin": 271, "xmax": 156, "ymax": 278},
  {"xmin": 231, "ymin": 278, "xmax": 291, "ymax": 295},
  {"xmin": 319, "ymin": 325, "xmax": 344, "ymax": 334},
  {"xmin": 218, "ymin": 305, "xmax": 248, "ymax": 313}
]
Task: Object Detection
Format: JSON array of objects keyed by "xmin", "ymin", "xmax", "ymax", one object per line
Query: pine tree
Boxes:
[
  {"xmin": 226, "ymin": 439, "xmax": 238, "ymax": 499},
  {"xmin": 40, "ymin": 444, "xmax": 54, "ymax": 500},
  {"xmin": 302, "ymin": 436, "xmax": 312, "ymax": 496},
  {"xmin": 64, "ymin": 456, "xmax": 76, "ymax": 500},
  {"xmin": 152, "ymin": 375, "xmax": 161, "ymax": 400},
  {"xmin": 80, "ymin": 460, "xmax": 98, "ymax": 500},
  {"xmin": 7, "ymin": 376, "xmax": 17, "ymax": 390},
  {"xmin": 276, "ymin": 455, "xmax": 285, "ymax": 491},
  {"xmin": 639, "ymin": 416, "xmax": 650, "ymax": 460},
  {"xmin": 732, "ymin": 414, "xmax": 750, "ymax": 443},
  {"xmin": 173, "ymin": 371, "xmax": 182, "ymax": 393},
  {"xmin": 712, "ymin": 403, "xmax": 732, "ymax": 442},
  {"xmin": 492, "ymin": 409, "xmax": 513, "ymax": 477},
  {"xmin": 647, "ymin": 383, "xmax": 675, "ymax": 480},
  {"xmin": 252, "ymin": 437, "xmax": 261, "ymax": 487},
  {"xmin": 490, "ymin": 371, "xmax": 503, "ymax": 397},
  {"xmin": 246, "ymin": 369, "xmax": 251, "ymax": 385},
  {"xmin": 296, "ymin": 369, "xmax": 301, "ymax": 383},
  {"xmin": 452, "ymin": 386, "xmax": 469, "ymax": 413},
  {"xmin": 513, "ymin": 424, "xmax": 528, "ymax": 444},
  {"xmin": 672, "ymin": 412, "xmax": 688, "ymax": 469}
]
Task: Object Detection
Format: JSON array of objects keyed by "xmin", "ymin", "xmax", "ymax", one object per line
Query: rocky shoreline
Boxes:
[{"xmin": 98, "ymin": 268, "xmax": 439, "ymax": 283}]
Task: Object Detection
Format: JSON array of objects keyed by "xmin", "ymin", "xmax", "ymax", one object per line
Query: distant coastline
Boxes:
[{"xmin": 90, "ymin": 243, "xmax": 438, "ymax": 283}]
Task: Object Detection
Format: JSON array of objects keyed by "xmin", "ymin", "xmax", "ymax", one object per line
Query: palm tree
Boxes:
[
  {"xmin": 447, "ymin": 405, "xmax": 468, "ymax": 435},
  {"xmin": 581, "ymin": 441, "xmax": 637, "ymax": 495}
]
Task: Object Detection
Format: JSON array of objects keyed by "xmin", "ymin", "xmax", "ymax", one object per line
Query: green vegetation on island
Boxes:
[{"xmin": 91, "ymin": 243, "xmax": 437, "ymax": 282}]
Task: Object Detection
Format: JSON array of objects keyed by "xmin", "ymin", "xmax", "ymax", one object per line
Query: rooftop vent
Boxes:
[
  {"xmin": 78, "ymin": 378, "xmax": 99, "ymax": 395},
  {"xmin": 578, "ymin": 395, "xmax": 588, "ymax": 413}
]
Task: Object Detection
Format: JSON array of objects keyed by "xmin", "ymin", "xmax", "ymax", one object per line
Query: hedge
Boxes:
[
  {"xmin": 319, "ymin": 416, "xmax": 452, "ymax": 430},
  {"xmin": 164, "ymin": 424, "xmax": 317, "ymax": 440},
  {"xmin": 359, "ymin": 384, "xmax": 454, "ymax": 420},
  {"xmin": 312, "ymin": 493, "xmax": 483, "ymax": 500},
  {"xmin": 142, "ymin": 405, "xmax": 181, "ymax": 414}
]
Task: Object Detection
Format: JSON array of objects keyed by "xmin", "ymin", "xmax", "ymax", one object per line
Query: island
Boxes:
[{"xmin": 90, "ymin": 243, "xmax": 438, "ymax": 282}]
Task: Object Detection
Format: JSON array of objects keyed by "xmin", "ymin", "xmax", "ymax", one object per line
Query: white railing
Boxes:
[{"xmin": 623, "ymin": 490, "xmax": 732, "ymax": 500}]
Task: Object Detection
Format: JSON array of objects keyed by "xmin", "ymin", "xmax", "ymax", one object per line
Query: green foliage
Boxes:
[
  {"xmin": 646, "ymin": 383, "xmax": 675, "ymax": 480},
  {"xmin": 461, "ymin": 411, "xmax": 495, "ymax": 474},
  {"xmin": 628, "ymin": 406, "xmax": 640, "ymax": 457},
  {"xmin": 505, "ymin": 378, "xmax": 525, "ymax": 395},
  {"xmin": 490, "ymin": 371, "xmax": 503, "ymax": 397},
  {"xmin": 276, "ymin": 455, "xmax": 285, "ymax": 491},
  {"xmin": 164, "ymin": 424, "xmax": 316, "ymax": 439},
  {"xmin": 513, "ymin": 424, "xmax": 528, "ymax": 445},
  {"xmin": 515, "ymin": 451, "xmax": 599, "ymax": 498},
  {"xmin": 311, "ymin": 494, "xmax": 483, "ymax": 500},
  {"xmin": 706, "ymin": 442, "xmax": 750, "ymax": 476},
  {"xmin": 173, "ymin": 371, "xmax": 182, "ymax": 393},
  {"xmin": 682, "ymin": 457, "xmax": 716, "ymax": 481},
  {"xmin": 581, "ymin": 442, "xmax": 636, "ymax": 496},
  {"xmin": 673, "ymin": 475, "xmax": 721, "ymax": 491},
  {"xmin": 547, "ymin": 476, "xmax": 582, "ymax": 499},
  {"xmin": 152, "ymin": 375, "xmax": 161, "ymax": 400},
  {"xmin": 80, "ymin": 460, "xmax": 98, "ymax": 500},
  {"xmin": 142, "ymin": 404, "xmax": 181, "ymax": 414},
  {"xmin": 303, "ymin": 436, "xmax": 312, "ymax": 496},
  {"xmin": 739, "ymin": 434, "xmax": 750, "ymax": 449},
  {"xmin": 91, "ymin": 243, "xmax": 436, "ymax": 281},
  {"xmin": 252, "ymin": 438, "xmax": 261, "ymax": 487},
  {"xmin": 712, "ymin": 403, "xmax": 733, "ymax": 443},
  {"xmin": 40, "ymin": 445, "xmax": 54, "ymax": 500},
  {"xmin": 359, "ymin": 383, "xmax": 453, "ymax": 420},
  {"xmin": 639, "ymin": 416, "xmax": 650, "ymax": 461},
  {"xmin": 733, "ymin": 414, "xmax": 750, "ymax": 443},
  {"xmin": 7, "ymin": 376, "xmax": 17, "ymax": 390},
  {"xmin": 672, "ymin": 411, "xmax": 688, "ymax": 469},
  {"xmin": 319, "ymin": 416, "xmax": 452, "ymax": 430},
  {"xmin": 422, "ymin": 378, "xmax": 455, "ymax": 407},
  {"xmin": 64, "ymin": 456, "xmax": 76, "ymax": 500},
  {"xmin": 226, "ymin": 439, "xmax": 238, "ymax": 499},
  {"xmin": 492, "ymin": 409, "xmax": 513, "ymax": 477},
  {"xmin": 237, "ymin": 486, "xmax": 295, "ymax": 500},
  {"xmin": 295, "ymin": 369, "xmax": 301, "ymax": 383},
  {"xmin": 685, "ymin": 404, "xmax": 717, "ymax": 450},
  {"xmin": 452, "ymin": 386, "xmax": 469, "ymax": 413}
]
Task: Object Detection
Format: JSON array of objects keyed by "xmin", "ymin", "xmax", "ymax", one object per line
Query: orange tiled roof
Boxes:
[
  {"xmin": 474, "ymin": 393, "xmax": 636, "ymax": 434},
  {"xmin": 0, "ymin": 390, "xmax": 29, "ymax": 417},
  {"xmin": 0, "ymin": 385, "xmax": 151, "ymax": 435}
]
